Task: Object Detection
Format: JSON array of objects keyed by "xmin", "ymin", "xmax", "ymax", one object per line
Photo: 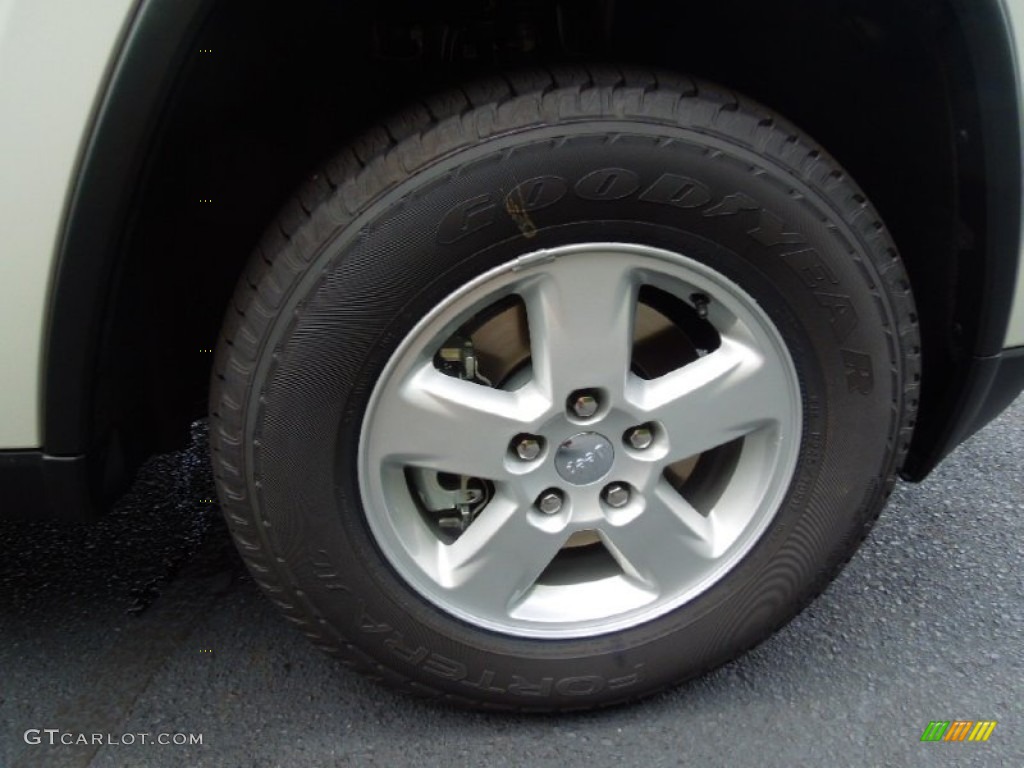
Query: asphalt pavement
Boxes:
[{"xmin": 1, "ymin": 399, "xmax": 1022, "ymax": 768}]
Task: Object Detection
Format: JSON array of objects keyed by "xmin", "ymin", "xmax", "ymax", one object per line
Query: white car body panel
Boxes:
[
  {"xmin": 1005, "ymin": 0, "xmax": 1024, "ymax": 347},
  {"xmin": 0, "ymin": 0, "xmax": 135, "ymax": 448}
]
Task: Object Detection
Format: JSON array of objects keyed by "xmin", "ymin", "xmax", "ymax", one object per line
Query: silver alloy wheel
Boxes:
[{"xmin": 358, "ymin": 243, "xmax": 802, "ymax": 639}]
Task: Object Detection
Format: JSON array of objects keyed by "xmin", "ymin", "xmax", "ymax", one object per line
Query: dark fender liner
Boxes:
[
  {"xmin": 902, "ymin": 0, "xmax": 1024, "ymax": 478},
  {"xmin": 902, "ymin": 347, "xmax": 1024, "ymax": 478},
  {"xmin": 30, "ymin": 0, "xmax": 212, "ymax": 517}
]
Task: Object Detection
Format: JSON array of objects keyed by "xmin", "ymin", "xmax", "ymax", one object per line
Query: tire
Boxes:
[{"xmin": 210, "ymin": 67, "xmax": 919, "ymax": 711}]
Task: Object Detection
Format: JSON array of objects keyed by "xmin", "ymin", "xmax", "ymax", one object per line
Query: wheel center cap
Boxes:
[{"xmin": 555, "ymin": 432, "xmax": 615, "ymax": 486}]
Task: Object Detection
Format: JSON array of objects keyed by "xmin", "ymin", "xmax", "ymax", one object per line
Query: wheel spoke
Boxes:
[
  {"xmin": 629, "ymin": 335, "xmax": 790, "ymax": 462},
  {"xmin": 437, "ymin": 495, "xmax": 566, "ymax": 614},
  {"xmin": 600, "ymin": 479, "xmax": 718, "ymax": 593},
  {"xmin": 521, "ymin": 252, "xmax": 638, "ymax": 400},
  {"xmin": 370, "ymin": 363, "xmax": 548, "ymax": 480}
]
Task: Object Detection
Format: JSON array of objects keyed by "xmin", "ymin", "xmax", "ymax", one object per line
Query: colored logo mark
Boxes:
[{"xmin": 920, "ymin": 720, "xmax": 997, "ymax": 742}]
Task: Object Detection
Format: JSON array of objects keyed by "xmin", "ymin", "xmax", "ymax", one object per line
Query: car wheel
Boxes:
[{"xmin": 210, "ymin": 68, "xmax": 919, "ymax": 710}]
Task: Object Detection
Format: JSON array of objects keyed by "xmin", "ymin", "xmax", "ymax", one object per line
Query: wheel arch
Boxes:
[{"xmin": 40, "ymin": 0, "xmax": 1023, "ymax": 515}]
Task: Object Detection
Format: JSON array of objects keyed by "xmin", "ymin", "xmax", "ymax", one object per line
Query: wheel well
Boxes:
[{"xmin": 57, "ymin": 0, "xmax": 1013, "ymax": 501}]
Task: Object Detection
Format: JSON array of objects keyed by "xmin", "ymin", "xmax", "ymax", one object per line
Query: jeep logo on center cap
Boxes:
[{"xmin": 555, "ymin": 432, "xmax": 615, "ymax": 486}]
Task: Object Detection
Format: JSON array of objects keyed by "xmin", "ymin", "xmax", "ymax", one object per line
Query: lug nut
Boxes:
[
  {"xmin": 626, "ymin": 425, "xmax": 654, "ymax": 450},
  {"xmin": 603, "ymin": 483, "xmax": 630, "ymax": 508},
  {"xmin": 571, "ymin": 392, "xmax": 599, "ymax": 419},
  {"xmin": 514, "ymin": 436, "xmax": 542, "ymax": 461},
  {"xmin": 536, "ymin": 490, "xmax": 564, "ymax": 515}
]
